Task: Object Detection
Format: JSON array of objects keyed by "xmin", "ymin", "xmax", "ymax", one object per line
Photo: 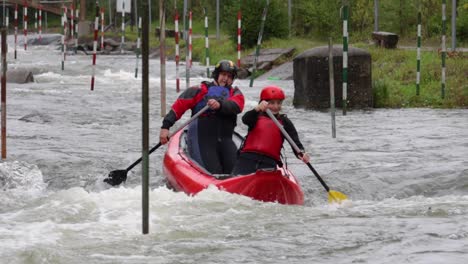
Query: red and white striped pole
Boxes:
[
  {"xmin": 101, "ymin": 7, "xmax": 105, "ymax": 50},
  {"xmin": 91, "ymin": 2, "xmax": 99, "ymax": 91},
  {"xmin": 61, "ymin": 6, "xmax": 66, "ymax": 70},
  {"xmin": 14, "ymin": 4, "xmax": 18, "ymax": 59},
  {"xmin": 75, "ymin": 9, "xmax": 79, "ymax": 52},
  {"xmin": 23, "ymin": 1, "xmax": 28, "ymax": 51},
  {"xmin": 70, "ymin": 4, "xmax": 74, "ymax": 45},
  {"xmin": 5, "ymin": 6, "xmax": 8, "ymax": 30},
  {"xmin": 188, "ymin": 11, "xmax": 192, "ymax": 68},
  {"xmin": 237, "ymin": 10, "xmax": 242, "ymax": 67},
  {"xmin": 120, "ymin": 1, "xmax": 125, "ymax": 54},
  {"xmin": 204, "ymin": 9, "xmax": 210, "ymax": 78},
  {"xmin": 34, "ymin": 9, "xmax": 37, "ymax": 33},
  {"xmin": 175, "ymin": 10, "xmax": 180, "ymax": 92},
  {"xmin": 38, "ymin": 6, "xmax": 42, "ymax": 42}
]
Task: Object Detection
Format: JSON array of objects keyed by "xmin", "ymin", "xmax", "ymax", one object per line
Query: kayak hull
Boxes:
[{"xmin": 163, "ymin": 130, "xmax": 304, "ymax": 205}]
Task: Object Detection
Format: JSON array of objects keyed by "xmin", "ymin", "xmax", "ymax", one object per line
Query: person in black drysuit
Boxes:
[{"xmin": 159, "ymin": 60, "xmax": 245, "ymax": 174}]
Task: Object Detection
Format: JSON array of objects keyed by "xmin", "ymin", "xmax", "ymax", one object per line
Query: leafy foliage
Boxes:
[{"xmin": 221, "ymin": 0, "xmax": 289, "ymax": 49}]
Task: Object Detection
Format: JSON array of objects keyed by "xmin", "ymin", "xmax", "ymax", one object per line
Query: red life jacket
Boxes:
[{"xmin": 242, "ymin": 115, "xmax": 284, "ymax": 160}]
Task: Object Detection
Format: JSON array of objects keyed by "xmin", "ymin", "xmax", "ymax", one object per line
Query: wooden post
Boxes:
[
  {"xmin": 1, "ymin": 28, "xmax": 6, "ymax": 159},
  {"xmin": 142, "ymin": 0, "xmax": 150, "ymax": 235}
]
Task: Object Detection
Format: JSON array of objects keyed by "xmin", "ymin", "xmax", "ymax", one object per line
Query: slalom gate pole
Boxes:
[
  {"xmin": 5, "ymin": 4, "xmax": 8, "ymax": 30},
  {"xmin": 237, "ymin": 9, "xmax": 241, "ymax": 67},
  {"xmin": 1, "ymin": 28, "xmax": 6, "ymax": 159},
  {"xmin": 160, "ymin": 0, "xmax": 167, "ymax": 117},
  {"xmin": 75, "ymin": 9, "xmax": 79, "ymax": 53},
  {"xmin": 91, "ymin": 1, "xmax": 99, "ymax": 91},
  {"xmin": 342, "ymin": 0, "xmax": 349, "ymax": 115},
  {"xmin": 121, "ymin": 1, "xmax": 125, "ymax": 54},
  {"xmin": 135, "ymin": 17, "xmax": 141, "ymax": 78},
  {"xmin": 204, "ymin": 8, "xmax": 209, "ymax": 78},
  {"xmin": 3, "ymin": 0, "xmax": 6, "ymax": 29},
  {"xmin": 249, "ymin": 2, "xmax": 268, "ymax": 88},
  {"xmin": 23, "ymin": 1, "xmax": 27, "ymax": 51},
  {"xmin": 328, "ymin": 38, "xmax": 336, "ymax": 138},
  {"xmin": 142, "ymin": 0, "xmax": 150, "ymax": 235},
  {"xmin": 441, "ymin": 0, "xmax": 446, "ymax": 99},
  {"xmin": 71, "ymin": 4, "xmax": 74, "ymax": 48},
  {"xmin": 14, "ymin": 4, "xmax": 17, "ymax": 59},
  {"xmin": 185, "ymin": 10, "xmax": 192, "ymax": 89},
  {"xmin": 101, "ymin": 7, "xmax": 105, "ymax": 50},
  {"xmin": 61, "ymin": 6, "xmax": 65, "ymax": 70},
  {"xmin": 188, "ymin": 11, "xmax": 192, "ymax": 69},
  {"xmin": 64, "ymin": 6, "xmax": 68, "ymax": 61},
  {"xmin": 416, "ymin": 3, "xmax": 421, "ymax": 96},
  {"xmin": 38, "ymin": 5, "xmax": 42, "ymax": 42},
  {"xmin": 175, "ymin": 9, "xmax": 180, "ymax": 92},
  {"xmin": 237, "ymin": 9, "xmax": 242, "ymax": 68},
  {"xmin": 34, "ymin": 8, "xmax": 37, "ymax": 33}
]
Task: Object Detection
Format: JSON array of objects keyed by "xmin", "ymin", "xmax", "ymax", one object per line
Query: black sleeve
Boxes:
[
  {"xmin": 242, "ymin": 109, "xmax": 260, "ymax": 130},
  {"xmin": 281, "ymin": 115, "xmax": 305, "ymax": 155},
  {"xmin": 161, "ymin": 110, "xmax": 177, "ymax": 129}
]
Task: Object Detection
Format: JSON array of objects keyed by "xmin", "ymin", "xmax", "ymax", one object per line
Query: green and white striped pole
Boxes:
[
  {"xmin": 416, "ymin": 4, "xmax": 421, "ymax": 96},
  {"xmin": 342, "ymin": 1, "xmax": 349, "ymax": 115},
  {"xmin": 441, "ymin": 0, "xmax": 447, "ymax": 99},
  {"xmin": 249, "ymin": 1, "xmax": 268, "ymax": 88},
  {"xmin": 204, "ymin": 8, "xmax": 210, "ymax": 78}
]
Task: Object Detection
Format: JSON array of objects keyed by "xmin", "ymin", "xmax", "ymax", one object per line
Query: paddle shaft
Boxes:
[
  {"xmin": 265, "ymin": 109, "xmax": 331, "ymax": 192},
  {"xmin": 125, "ymin": 105, "xmax": 211, "ymax": 172}
]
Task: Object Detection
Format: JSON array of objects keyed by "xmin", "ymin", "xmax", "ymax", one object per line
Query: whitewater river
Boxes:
[{"xmin": 1, "ymin": 34, "xmax": 467, "ymax": 263}]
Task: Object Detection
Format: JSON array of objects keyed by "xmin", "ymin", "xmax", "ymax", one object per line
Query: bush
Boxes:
[
  {"xmin": 222, "ymin": 0, "xmax": 289, "ymax": 49},
  {"xmin": 457, "ymin": 0, "xmax": 468, "ymax": 41}
]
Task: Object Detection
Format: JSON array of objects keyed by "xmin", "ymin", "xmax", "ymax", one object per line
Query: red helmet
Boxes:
[{"xmin": 260, "ymin": 86, "xmax": 285, "ymax": 101}]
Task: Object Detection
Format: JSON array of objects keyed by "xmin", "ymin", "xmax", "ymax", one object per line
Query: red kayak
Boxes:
[{"xmin": 163, "ymin": 130, "xmax": 304, "ymax": 205}]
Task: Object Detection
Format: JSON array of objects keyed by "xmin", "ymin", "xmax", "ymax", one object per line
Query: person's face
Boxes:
[
  {"xmin": 267, "ymin": 99, "xmax": 283, "ymax": 114},
  {"xmin": 217, "ymin": 71, "xmax": 234, "ymax": 87}
]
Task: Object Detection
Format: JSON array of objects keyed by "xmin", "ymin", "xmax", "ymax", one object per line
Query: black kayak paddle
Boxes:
[{"xmin": 104, "ymin": 105, "xmax": 210, "ymax": 186}]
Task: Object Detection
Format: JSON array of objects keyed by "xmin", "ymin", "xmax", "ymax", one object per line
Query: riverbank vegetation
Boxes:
[{"xmin": 55, "ymin": 0, "xmax": 468, "ymax": 107}]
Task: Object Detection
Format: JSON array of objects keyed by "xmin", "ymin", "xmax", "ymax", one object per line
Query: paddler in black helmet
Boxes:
[{"xmin": 159, "ymin": 60, "xmax": 245, "ymax": 174}]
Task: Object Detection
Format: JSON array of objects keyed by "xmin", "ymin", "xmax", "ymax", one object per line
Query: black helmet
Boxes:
[{"xmin": 211, "ymin": 60, "xmax": 237, "ymax": 80}]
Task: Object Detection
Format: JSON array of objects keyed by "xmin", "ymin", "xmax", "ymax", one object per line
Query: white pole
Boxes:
[{"xmin": 451, "ymin": 0, "xmax": 456, "ymax": 50}]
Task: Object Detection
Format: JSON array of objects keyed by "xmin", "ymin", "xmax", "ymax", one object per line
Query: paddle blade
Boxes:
[
  {"xmin": 328, "ymin": 190, "xmax": 348, "ymax": 204},
  {"xmin": 103, "ymin": 170, "xmax": 128, "ymax": 186}
]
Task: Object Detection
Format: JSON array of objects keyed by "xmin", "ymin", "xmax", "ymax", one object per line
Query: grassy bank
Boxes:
[{"xmin": 98, "ymin": 23, "xmax": 468, "ymax": 108}]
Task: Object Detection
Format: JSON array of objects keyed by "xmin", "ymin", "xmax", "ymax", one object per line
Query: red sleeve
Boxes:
[
  {"xmin": 171, "ymin": 84, "xmax": 207, "ymax": 119},
  {"xmin": 229, "ymin": 87, "xmax": 245, "ymax": 112}
]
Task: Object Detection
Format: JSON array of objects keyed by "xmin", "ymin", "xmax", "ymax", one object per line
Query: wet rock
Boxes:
[
  {"xmin": 7, "ymin": 69, "xmax": 34, "ymax": 83},
  {"xmin": 372, "ymin": 31, "xmax": 399, "ymax": 49},
  {"xmin": 28, "ymin": 34, "xmax": 62, "ymax": 46},
  {"xmin": 19, "ymin": 111, "xmax": 53, "ymax": 124}
]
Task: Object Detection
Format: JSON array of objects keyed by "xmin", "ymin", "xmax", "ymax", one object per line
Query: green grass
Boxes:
[{"xmin": 73, "ymin": 18, "xmax": 467, "ymax": 108}]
